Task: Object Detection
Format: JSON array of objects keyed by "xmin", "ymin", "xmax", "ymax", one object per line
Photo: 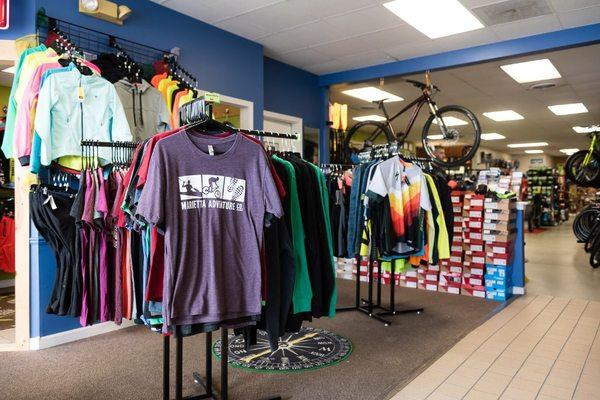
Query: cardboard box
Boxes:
[
  {"xmin": 418, "ymin": 280, "xmax": 438, "ymax": 291},
  {"xmin": 454, "ymin": 215, "xmax": 464, "ymax": 223},
  {"xmin": 484, "ymin": 210, "xmax": 515, "ymax": 222},
  {"xmin": 466, "ymin": 218, "xmax": 484, "ymax": 229},
  {"xmin": 486, "ymin": 289, "xmax": 512, "ymax": 301},
  {"xmin": 485, "ymin": 242, "xmax": 513, "ymax": 255},
  {"xmin": 453, "ymin": 205, "xmax": 463, "ymax": 214},
  {"xmin": 464, "ymin": 230, "xmax": 483, "ymax": 241},
  {"xmin": 485, "ymin": 276, "xmax": 513, "ymax": 291},
  {"xmin": 468, "ymin": 209, "xmax": 484, "ymax": 219},
  {"xmin": 404, "ymin": 269, "xmax": 418, "ymax": 278},
  {"xmin": 463, "ymin": 242, "xmax": 485, "ymax": 253},
  {"xmin": 400, "ymin": 276, "xmax": 418, "ymax": 288},
  {"xmin": 453, "ymin": 225, "xmax": 463, "ymax": 234},
  {"xmin": 428, "ymin": 264, "xmax": 440, "ymax": 272},
  {"xmin": 486, "ymin": 264, "xmax": 512, "ymax": 279},
  {"xmin": 438, "ymin": 282, "xmax": 461, "ymax": 295},
  {"xmin": 483, "ymin": 220, "xmax": 516, "ymax": 231},
  {"xmin": 462, "ymin": 273, "xmax": 484, "ymax": 286},
  {"xmin": 451, "ymin": 191, "xmax": 463, "ymax": 204},
  {"xmin": 464, "ymin": 194, "xmax": 485, "ymax": 210},
  {"xmin": 484, "ymin": 198, "xmax": 517, "ymax": 211},
  {"xmin": 463, "ymin": 265, "xmax": 485, "ymax": 276},
  {"xmin": 483, "ymin": 231, "xmax": 516, "ymax": 243},
  {"xmin": 440, "ymin": 271, "xmax": 462, "ymax": 285},
  {"xmin": 486, "ymin": 252, "xmax": 513, "ymax": 266},
  {"xmin": 451, "ymin": 243, "xmax": 463, "ymax": 253},
  {"xmin": 449, "ymin": 253, "xmax": 463, "ymax": 264},
  {"xmin": 464, "ymin": 251, "xmax": 486, "ymax": 265},
  {"xmin": 461, "ymin": 284, "xmax": 486, "ymax": 298},
  {"xmin": 425, "ymin": 271, "xmax": 439, "ymax": 282}
]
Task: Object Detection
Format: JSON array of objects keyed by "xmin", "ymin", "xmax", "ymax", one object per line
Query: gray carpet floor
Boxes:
[{"xmin": 2, "ymin": 279, "xmax": 501, "ymax": 400}]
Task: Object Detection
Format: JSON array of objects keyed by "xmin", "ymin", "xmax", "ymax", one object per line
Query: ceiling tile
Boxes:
[
  {"xmin": 384, "ymin": 40, "xmax": 444, "ymax": 61},
  {"xmin": 306, "ymin": 60, "xmax": 349, "ymax": 75},
  {"xmin": 213, "ymin": 19, "xmax": 274, "ymax": 40},
  {"xmin": 334, "ymin": 49, "xmax": 396, "ymax": 71},
  {"xmin": 323, "ymin": 4, "xmax": 405, "ymax": 37},
  {"xmin": 557, "ymin": 5, "xmax": 600, "ymax": 27},
  {"xmin": 257, "ymin": 21, "xmax": 349, "ymax": 53},
  {"xmin": 160, "ymin": 0, "xmax": 286, "ymax": 23},
  {"xmin": 433, "ymin": 28, "xmax": 498, "ymax": 50},
  {"xmin": 491, "ymin": 14, "xmax": 562, "ymax": 40},
  {"xmin": 274, "ymin": 47, "xmax": 336, "ymax": 68},
  {"xmin": 548, "ymin": 0, "xmax": 600, "ymax": 13}
]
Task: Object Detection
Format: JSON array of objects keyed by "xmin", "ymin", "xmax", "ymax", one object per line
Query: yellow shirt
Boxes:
[
  {"xmin": 157, "ymin": 77, "xmax": 173, "ymax": 103},
  {"xmin": 14, "ymin": 49, "xmax": 58, "ymax": 104}
]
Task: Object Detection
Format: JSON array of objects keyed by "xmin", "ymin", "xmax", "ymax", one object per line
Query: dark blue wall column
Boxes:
[{"xmin": 319, "ymin": 85, "xmax": 329, "ymax": 164}]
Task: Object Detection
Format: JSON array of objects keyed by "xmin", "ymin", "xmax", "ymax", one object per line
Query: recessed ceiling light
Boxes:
[
  {"xmin": 508, "ymin": 142, "xmax": 548, "ymax": 148},
  {"xmin": 352, "ymin": 115, "xmax": 387, "ymax": 122},
  {"xmin": 481, "ymin": 133, "xmax": 506, "ymax": 141},
  {"xmin": 427, "ymin": 134, "xmax": 445, "ymax": 140},
  {"xmin": 500, "ymin": 59, "xmax": 561, "ymax": 83},
  {"xmin": 548, "ymin": 103, "xmax": 588, "ymax": 116},
  {"xmin": 525, "ymin": 149, "xmax": 544, "ymax": 154},
  {"xmin": 2, "ymin": 66, "xmax": 15, "ymax": 74},
  {"xmin": 559, "ymin": 148, "xmax": 579, "ymax": 155},
  {"xmin": 483, "ymin": 110, "xmax": 524, "ymax": 121},
  {"xmin": 431, "ymin": 116, "xmax": 468, "ymax": 126},
  {"xmin": 342, "ymin": 87, "xmax": 403, "ymax": 103},
  {"xmin": 573, "ymin": 125, "xmax": 599, "ymax": 134},
  {"xmin": 383, "ymin": 0, "xmax": 483, "ymax": 39}
]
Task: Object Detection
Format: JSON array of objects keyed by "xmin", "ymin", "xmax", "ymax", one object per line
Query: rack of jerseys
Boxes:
[
  {"xmin": 149, "ymin": 69, "xmax": 202, "ymax": 131},
  {"xmin": 321, "ymin": 165, "xmax": 353, "ymax": 258},
  {"xmin": 347, "ymin": 155, "xmax": 454, "ymax": 273},
  {"xmin": 121, "ymin": 126, "xmax": 336, "ymax": 350},
  {"xmin": 2, "ymin": 43, "xmax": 134, "ymax": 173},
  {"xmin": 29, "ymin": 152, "xmax": 137, "ymax": 321}
]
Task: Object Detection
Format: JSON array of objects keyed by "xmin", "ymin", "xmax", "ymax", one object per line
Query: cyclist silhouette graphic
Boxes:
[{"xmin": 202, "ymin": 177, "xmax": 221, "ymax": 197}]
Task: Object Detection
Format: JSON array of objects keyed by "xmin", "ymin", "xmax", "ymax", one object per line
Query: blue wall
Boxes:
[
  {"xmin": 264, "ymin": 57, "xmax": 320, "ymax": 128},
  {"xmin": 0, "ymin": 0, "xmax": 36, "ymax": 39},
  {"xmin": 35, "ymin": 0, "xmax": 266, "ymax": 128}
]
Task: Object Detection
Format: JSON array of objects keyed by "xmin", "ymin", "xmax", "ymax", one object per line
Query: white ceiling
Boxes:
[
  {"xmin": 329, "ymin": 44, "xmax": 600, "ymax": 157},
  {"xmin": 151, "ymin": 0, "xmax": 600, "ymax": 74}
]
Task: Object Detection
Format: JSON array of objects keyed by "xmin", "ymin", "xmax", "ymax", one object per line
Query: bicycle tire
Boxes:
[
  {"xmin": 585, "ymin": 219, "xmax": 600, "ymax": 253},
  {"xmin": 565, "ymin": 150, "xmax": 600, "ymax": 187},
  {"xmin": 421, "ymin": 105, "xmax": 481, "ymax": 168},
  {"xmin": 344, "ymin": 120, "xmax": 395, "ymax": 164}
]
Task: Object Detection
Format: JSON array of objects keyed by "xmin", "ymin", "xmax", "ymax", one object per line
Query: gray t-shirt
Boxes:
[{"xmin": 136, "ymin": 131, "xmax": 283, "ymax": 333}]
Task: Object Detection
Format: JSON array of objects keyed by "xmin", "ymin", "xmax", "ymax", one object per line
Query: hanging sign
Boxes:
[
  {"xmin": 0, "ymin": 0, "xmax": 9, "ymax": 30},
  {"xmin": 204, "ymin": 92, "xmax": 220, "ymax": 104}
]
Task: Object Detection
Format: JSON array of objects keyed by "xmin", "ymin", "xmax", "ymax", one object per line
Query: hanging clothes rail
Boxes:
[{"xmin": 36, "ymin": 11, "xmax": 175, "ymax": 64}]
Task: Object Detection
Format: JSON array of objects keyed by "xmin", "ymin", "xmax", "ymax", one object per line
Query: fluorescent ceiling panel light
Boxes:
[
  {"xmin": 559, "ymin": 148, "xmax": 579, "ymax": 155},
  {"xmin": 481, "ymin": 133, "xmax": 506, "ymax": 141},
  {"xmin": 500, "ymin": 59, "xmax": 561, "ymax": 83},
  {"xmin": 548, "ymin": 103, "xmax": 588, "ymax": 116},
  {"xmin": 525, "ymin": 149, "xmax": 544, "ymax": 154},
  {"xmin": 342, "ymin": 87, "xmax": 403, "ymax": 103},
  {"xmin": 507, "ymin": 142, "xmax": 548, "ymax": 148},
  {"xmin": 352, "ymin": 115, "xmax": 387, "ymax": 122},
  {"xmin": 431, "ymin": 116, "xmax": 468, "ymax": 126},
  {"xmin": 483, "ymin": 110, "xmax": 524, "ymax": 121},
  {"xmin": 383, "ymin": 0, "xmax": 484, "ymax": 39},
  {"xmin": 573, "ymin": 125, "xmax": 599, "ymax": 134},
  {"xmin": 2, "ymin": 66, "xmax": 15, "ymax": 74},
  {"xmin": 427, "ymin": 134, "xmax": 445, "ymax": 140}
]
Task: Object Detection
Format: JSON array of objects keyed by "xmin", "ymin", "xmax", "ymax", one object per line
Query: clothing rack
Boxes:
[
  {"xmin": 337, "ymin": 152, "xmax": 426, "ymax": 326},
  {"xmin": 164, "ymin": 54, "xmax": 198, "ymax": 89},
  {"xmin": 36, "ymin": 11, "xmax": 175, "ymax": 65}
]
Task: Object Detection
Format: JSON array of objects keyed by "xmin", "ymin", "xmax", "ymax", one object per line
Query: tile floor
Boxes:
[{"xmin": 390, "ymin": 221, "xmax": 600, "ymax": 400}]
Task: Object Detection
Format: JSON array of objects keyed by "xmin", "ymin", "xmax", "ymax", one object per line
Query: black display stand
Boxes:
[
  {"xmin": 337, "ymin": 256, "xmax": 424, "ymax": 326},
  {"xmin": 163, "ymin": 328, "xmax": 282, "ymax": 400}
]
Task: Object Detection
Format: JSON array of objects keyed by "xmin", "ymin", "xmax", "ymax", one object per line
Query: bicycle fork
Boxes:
[
  {"xmin": 583, "ymin": 135, "xmax": 598, "ymax": 166},
  {"xmin": 427, "ymin": 101, "xmax": 450, "ymax": 138}
]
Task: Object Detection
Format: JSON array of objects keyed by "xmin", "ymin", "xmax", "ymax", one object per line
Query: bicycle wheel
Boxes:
[
  {"xmin": 421, "ymin": 105, "xmax": 481, "ymax": 168},
  {"xmin": 344, "ymin": 120, "xmax": 395, "ymax": 164},
  {"xmin": 565, "ymin": 150, "xmax": 600, "ymax": 187}
]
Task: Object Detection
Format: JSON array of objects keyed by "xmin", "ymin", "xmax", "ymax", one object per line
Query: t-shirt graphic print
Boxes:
[{"xmin": 178, "ymin": 174, "xmax": 247, "ymax": 211}]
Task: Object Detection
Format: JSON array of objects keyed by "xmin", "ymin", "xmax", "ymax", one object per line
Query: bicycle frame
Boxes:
[{"xmin": 583, "ymin": 134, "xmax": 599, "ymax": 165}]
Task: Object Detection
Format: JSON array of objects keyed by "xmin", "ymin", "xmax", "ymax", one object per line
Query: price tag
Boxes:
[
  {"xmin": 204, "ymin": 92, "xmax": 220, "ymax": 103},
  {"xmin": 208, "ymin": 145, "xmax": 214, "ymax": 156},
  {"xmin": 77, "ymin": 86, "xmax": 85, "ymax": 102}
]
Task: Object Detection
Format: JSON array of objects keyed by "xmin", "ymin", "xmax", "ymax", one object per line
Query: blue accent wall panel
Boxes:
[
  {"xmin": 263, "ymin": 57, "xmax": 320, "ymax": 128},
  {"xmin": 30, "ymin": 222, "xmax": 81, "ymax": 338},
  {"xmin": 0, "ymin": 0, "xmax": 36, "ymax": 39},
  {"xmin": 34, "ymin": 0, "xmax": 265, "ymax": 126}
]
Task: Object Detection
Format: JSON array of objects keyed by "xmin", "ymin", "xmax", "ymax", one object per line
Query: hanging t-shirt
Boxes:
[
  {"xmin": 136, "ymin": 131, "xmax": 283, "ymax": 333},
  {"xmin": 366, "ymin": 156, "xmax": 431, "ymax": 254}
]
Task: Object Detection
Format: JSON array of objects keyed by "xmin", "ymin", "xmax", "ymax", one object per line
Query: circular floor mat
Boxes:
[{"xmin": 212, "ymin": 326, "xmax": 352, "ymax": 372}]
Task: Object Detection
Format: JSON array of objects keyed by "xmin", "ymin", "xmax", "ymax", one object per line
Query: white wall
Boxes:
[
  {"xmin": 513, "ymin": 154, "xmax": 556, "ymax": 171},
  {"xmin": 472, "ymin": 146, "xmax": 512, "ymax": 170}
]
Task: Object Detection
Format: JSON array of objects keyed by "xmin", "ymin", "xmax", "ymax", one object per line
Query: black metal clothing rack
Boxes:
[
  {"xmin": 36, "ymin": 11, "xmax": 175, "ymax": 65},
  {"xmin": 337, "ymin": 152, "xmax": 427, "ymax": 326}
]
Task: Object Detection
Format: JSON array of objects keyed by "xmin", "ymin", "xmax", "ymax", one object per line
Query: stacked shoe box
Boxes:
[
  {"xmin": 461, "ymin": 193, "xmax": 487, "ymax": 298},
  {"xmin": 439, "ymin": 191, "xmax": 465, "ymax": 294},
  {"xmin": 400, "ymin": 268, "xmax": 418, "ymax": 289},
  {"xmin": 418, "ymin": 263, "xmax": 440, "ymax": 292},
  {"xmin": 335, "ymin": 257, "xmax": 356, "ymax": 281},
  {"xmin": 484, "ymin": 198, "xmax": 517, "ymax": 301}
]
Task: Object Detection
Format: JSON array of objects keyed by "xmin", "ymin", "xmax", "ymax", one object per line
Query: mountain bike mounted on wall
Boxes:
[
  {"xmin": 343, "ymin": 72, "xmax": 482, "ymax": 168},
  {"xmin": 566, "ymin": 126, "xmax": 600, "ymax": 187}
]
